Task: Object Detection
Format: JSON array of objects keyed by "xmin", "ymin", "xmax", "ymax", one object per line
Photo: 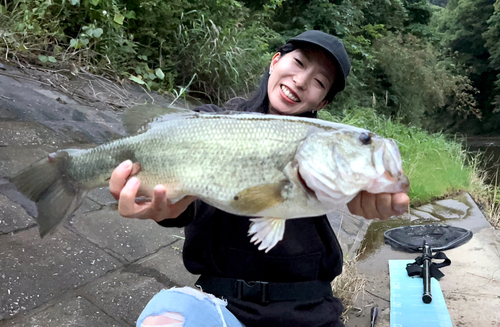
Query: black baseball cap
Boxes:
[{"xmin": 288, "ymin": 30, "xmax": 351, "ymax": 96}]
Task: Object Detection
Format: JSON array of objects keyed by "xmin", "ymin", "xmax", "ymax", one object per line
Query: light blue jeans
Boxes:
[{"xmin": 137, "ymin": 287, "xmax": 246, "ymax": 327}]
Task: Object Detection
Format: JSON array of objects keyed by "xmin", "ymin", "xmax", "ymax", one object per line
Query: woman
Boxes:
[{"xmin": 110, "ymin": 30, "xmax": 410, "ymax": 327}]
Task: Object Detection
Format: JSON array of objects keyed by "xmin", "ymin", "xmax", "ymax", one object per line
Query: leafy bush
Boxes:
[
  {"xmin": 372, "ymin": 33, "xmax": 479, "ymax": 127},
  {"xmin": 0, "ymin": 0, "xmax": 276, "ymax": 101},
  {"xmin": 173, "ymin": 11, "xmax": 278, "ymax": 104},
  {"xmin": 0, "ymin": 0, "xmax": 489, "ymax": 134}
]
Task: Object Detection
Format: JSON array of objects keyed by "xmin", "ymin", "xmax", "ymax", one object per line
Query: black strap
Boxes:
[
  {"xmin": 195, "ymin": 275, "xmax": 333, "ymax": 303},
  {"xmin": 406, "ymin": 251, "xmax": 451, "ymax": 280}
]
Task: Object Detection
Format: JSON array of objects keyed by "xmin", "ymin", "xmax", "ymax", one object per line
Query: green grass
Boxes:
[{"xmin": 319, "ymin": 108, "xmax": 472, "ymax": 205}]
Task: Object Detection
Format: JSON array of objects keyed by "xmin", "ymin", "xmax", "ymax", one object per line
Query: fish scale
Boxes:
[
  {"xmin": 10, "ymin": 106, "xmax": 409, "ymax": 252},
  {"xmin": 120, "ymin": 117, "xmax": 309, "ymax": 202}
]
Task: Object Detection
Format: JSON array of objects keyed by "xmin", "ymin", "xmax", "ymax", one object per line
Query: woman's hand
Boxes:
[
  {"xmin": 347, "ymin": 191, "xmax": 410, "ymax": 221},
  {"xmin": 109, "ymin": 160, "xmax": 197, "ymax": 222}
]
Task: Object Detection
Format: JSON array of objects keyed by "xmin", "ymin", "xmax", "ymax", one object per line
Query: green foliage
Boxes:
[
  {"xmin": 436, "ymin": 0, "xmax": 498, "ymax": 130},
  {"xmin": 484, "ymin": 3, "xmax": 500, "ymax": 68},
  {"xmin": 484, "ymin": 1, "xmax": 500, "ymax": 115},
  {"xmin": 361, "ymin": 0, "xmax": 407, "ymax": 32},
  {"xmin": 172, "ymin": 11, "xmax": 278, "ymax": 104},
  {"xmin": 0, "ymin": 0, "xmax": 277, "ymax": 98},
  {"xmin": 0, "ymin": 0, "xmax": 64, "ymax": 59},
  {"xmin": 404, "ymin": 0, "xmax": 433, "ymax": 27},
  {"xmin": 69, "ymin": 24, "xmax": 103, "ymax": 49},
  {"xmin": 269, "ymin": 0, "xmax": 367, "ymax": 40},
  {"xmin": 38, "ymin": 55, "xmax": 57, "ymax": 63},
  {"xmin": 372, "ymin": 33, "xmax": 478, "ymax": 127},
  {"xmin": 319, "ymin": 108, "xmax": 472, "ymax": 204},
  {"xmin": 439, "ymin": 0, "xmax": 495, "ymax": 61},
  {"xmin": 0, "ymin": 0, "xmax": 495, "ymax": 134}
]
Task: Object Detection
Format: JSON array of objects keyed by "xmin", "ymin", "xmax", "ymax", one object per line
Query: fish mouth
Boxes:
[
  {"xmin": 372, "ymin": 170, "xmax": 410, "ymax": 194},
  {"xmin": 366, "ymin": 138, "xmax": 410, "ymax": 194},
  {"xmin": 280, "ymin": 85, "xmax": 300, "ymax": 103},
  {"xmin": 297, "ymin": 165, "xmax": 317, "ymax": 198}
]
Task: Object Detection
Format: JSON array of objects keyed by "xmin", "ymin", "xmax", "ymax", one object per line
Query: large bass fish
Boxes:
[{"xmin": 11, "ymin": 106, "xmax": 409, "ymax": 252}]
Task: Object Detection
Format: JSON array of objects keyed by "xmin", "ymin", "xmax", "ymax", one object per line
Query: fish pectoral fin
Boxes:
[
  {"xmin": 248, "ymin": 217, "xmax": 286, "ymax": 253},
  {"xmin": 230, "ymin": 181, "xmax": 290, "ymax": 215},
  {"xmin": 130, "ymin": 162, "xmax": 142, "ymax": 176}
]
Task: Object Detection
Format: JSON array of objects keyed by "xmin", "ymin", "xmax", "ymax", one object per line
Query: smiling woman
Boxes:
[
  {"xmin": 108, "ymin": 30, "xmax": 410, "ymax": 327},
  {"xmin": 267, "ymin": 47, "xmax": 336, "ymax": 115},
  {"xmin": 226, "ymin": 30, "xmax": 351, "ymax": 119}
]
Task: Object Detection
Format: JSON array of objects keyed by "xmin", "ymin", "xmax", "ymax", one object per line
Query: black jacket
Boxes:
[{"xmin": 158, "ymin": 104, "xmax": 345, "ymax": 327}]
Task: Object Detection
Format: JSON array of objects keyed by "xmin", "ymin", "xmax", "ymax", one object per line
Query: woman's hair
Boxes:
[{"xmin": 226, "ymin": 42, "xmax": 340, "ymax": 118}]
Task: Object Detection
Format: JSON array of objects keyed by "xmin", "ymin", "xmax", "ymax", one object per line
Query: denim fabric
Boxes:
[{"xmin": 137, "ymin": 287, "xmax": 246, "ymax": 327}]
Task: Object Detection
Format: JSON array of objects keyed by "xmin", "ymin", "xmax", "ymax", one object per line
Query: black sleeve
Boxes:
[
  {"xmin": 156, "ymin": 103, "xmax": 222, "ymax": 228},
  {"xmin": 157, "ymin": 200, "xmax": 198, "ymax": 228}
]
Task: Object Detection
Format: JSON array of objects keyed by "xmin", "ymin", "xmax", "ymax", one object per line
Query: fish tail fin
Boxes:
[
  {"xmin": 10, "ymin": 151, "xmax": 87, "ymax": 237},
  {"xmin": 248, "ymin": 217, "xmax": 286, "ymax": 253}
]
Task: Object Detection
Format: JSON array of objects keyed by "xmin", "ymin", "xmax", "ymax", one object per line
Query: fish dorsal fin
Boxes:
[
  {"xmin": 230, "ymin": 180, "xmax": 291, "ymax": 215},
  {"xmin": 122, "ymin": 104, "xmax": 193, "ymax": 134}
]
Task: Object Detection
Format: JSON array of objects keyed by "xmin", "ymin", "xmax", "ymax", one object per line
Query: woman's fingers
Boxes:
[
  {"xmin": 347, "ymin": 191, "xmax": 410, "ymax": 220},
  {"xmin": 360, "ymin": 191, "xmax": 378, "ymax": 220},
  {"xmin": 147, "ymin": 186, "xmax": 197, "ymax": 221},
  {"xmin": 109, "ymin": 160, "xmax": 132, "ymax": 200},
  {"xmin": 146, "ymin": 185, "xmax": 172, "ymax": 221},
  {"xmin": 392, "ymin": 192, "xmax": 410, "ymax": 215},
  {"xmin": 151, "ymin": 185, "xmax": 168, "ymax": 211},
  {"xmin": 375, "ymin": 193, "xmax": 394, "ymax": 220},
  {"xmin": 117, "ymin": 177, "xmax": 145, "ymax": 218},
  {"xmin": 347, "ymin": 191, "xmax": 377, "ymax": 219},
  {"xmin": 346, "ymin": 192, "xmax": 363, "ymax": 217},
  {"xmin": 115, "ymin": 178, "xmax": 197, "ymax": 221},
  {"xmin": 109, "ymin": 161, "xmax": 196, "ymax": 221},
  {"xmin": 117, "ymin": 178, "xmax": 165, "ymax": 220}
]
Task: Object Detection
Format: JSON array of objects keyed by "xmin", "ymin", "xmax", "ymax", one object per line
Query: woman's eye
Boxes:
[
  {"xmin": 316, "ymin": 79, "xmax": 325, "ymax": 89},
  {"xmin": 295, "ymin": 58, "xmax": 303, "ymax": 66}
]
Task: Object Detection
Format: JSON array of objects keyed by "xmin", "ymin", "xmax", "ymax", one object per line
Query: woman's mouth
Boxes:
[{"xmin": 280, "ymin": 85, "xmax": 300, "ymax": 103}]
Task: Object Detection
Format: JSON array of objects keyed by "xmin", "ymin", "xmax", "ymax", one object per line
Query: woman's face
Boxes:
[{"xmin": 267, "ymin": 48, "xmax": 336, "ymax": 116}]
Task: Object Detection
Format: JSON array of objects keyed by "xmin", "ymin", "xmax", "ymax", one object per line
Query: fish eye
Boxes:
[{"xmin": 359, "ymin": 132, "xmax": 372, "ymax": 145}]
